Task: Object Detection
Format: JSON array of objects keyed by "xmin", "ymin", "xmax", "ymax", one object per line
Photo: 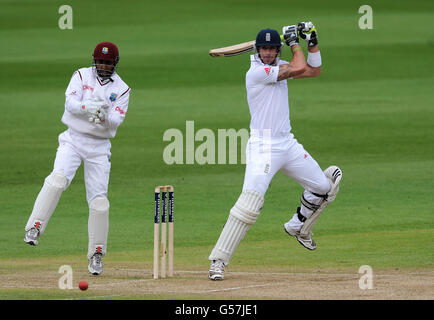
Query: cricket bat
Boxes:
[
  {"xmin": 209, "ymin": 35, "xmax": 285, "ymax": 58},
  {"xmin": 209, "ymin": 40, "xmax": 256, "ymax": 57},
  {"xmin": 209, "ymin": 24, "xmax": 314, "ymax": 58}
]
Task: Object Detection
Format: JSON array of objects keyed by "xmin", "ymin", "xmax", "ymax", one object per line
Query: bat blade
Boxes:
[
  {"xmin": 209, "ymin": 40, "xmax": 255, "ymax": 57},
  {"xmin": 209, "ymin": 35, "xmax": 285, "ymax": 58}
]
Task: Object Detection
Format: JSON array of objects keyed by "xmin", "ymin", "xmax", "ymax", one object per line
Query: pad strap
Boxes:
[
  {"xmin": 300, "ymin": 194, "xmax": 322, "ymax": 211},
  {"xmin": 296, "ymin": 207, "xmax": 307, "ymax": 222},
  {"xmin": 311, "ymin": 192, "xmax": 328, "ymax": 200}
]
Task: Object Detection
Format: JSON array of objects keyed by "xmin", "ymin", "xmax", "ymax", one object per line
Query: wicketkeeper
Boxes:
[
  {"xmin": 24, "ymin": 41, "xmax": 131, "ymax": 275},
  {"xmin": 208, "ymin": 22, "xmax": 342, "ymax": 280}
]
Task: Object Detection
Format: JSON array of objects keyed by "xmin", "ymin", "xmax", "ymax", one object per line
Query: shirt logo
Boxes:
[
  {"xmin": 109, "ymin": 93, "xmax": 117, "ymax": 102},
  {"xmin": 102, "ymin": 47, "xmax": 108, "ymax": 54},
  {"xmin": 264, "ymin": 67, "xmax": 271, "ymax": 75},
  {"xmin": 83, "ymin": 84, "xmax": 94, "ymax": 91},
  {"xmin": 115, "ymin": 106, "xmax": 125, "ymax": 115},
  {"xmin": 266, "ymin": 33, "xmax": 271, "ymax": 41}
]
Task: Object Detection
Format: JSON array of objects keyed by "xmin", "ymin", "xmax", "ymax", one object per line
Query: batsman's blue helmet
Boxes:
[{"xmin": 255, "ymin": 28, "xmax": 282, "ymax": 48}]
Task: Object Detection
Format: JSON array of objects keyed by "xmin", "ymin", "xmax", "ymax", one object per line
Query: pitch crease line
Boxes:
[{"xmin": 187, "ymin": 283, "xmax": 273, "ymax": 294}]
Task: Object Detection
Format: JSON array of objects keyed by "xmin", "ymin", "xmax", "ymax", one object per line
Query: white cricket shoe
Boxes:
[
  {"xmin": 24, "ymin": 228, "xmax": 40, "ymax": 246},
  {"xmin": 88, "ymin": 252, "xmax": 103, "ymax": 275},
  {"xmin": 209, "ymin": 260, "xmax": 225, "ymax": 281},
  {"xmin": 284, "ymin": 222, "xmax": 317, "ymax": 250}
]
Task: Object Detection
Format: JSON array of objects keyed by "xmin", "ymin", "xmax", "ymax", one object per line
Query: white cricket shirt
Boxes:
[
  {"xmin": 246, "ymin": 54, "xmax": 292, "ymax": 139},
  {"xmin": 62, "ymin": 67, "xmax": 131, "ymax": 138}
]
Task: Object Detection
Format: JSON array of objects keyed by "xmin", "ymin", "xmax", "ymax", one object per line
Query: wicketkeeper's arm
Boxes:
[
  {"xmin": 102, "ymin": 88, "xmax": 131, "ymax": 130},
  {"xmin": 64, "ymin": 71, "xmax": 84, "ymax": 114}
]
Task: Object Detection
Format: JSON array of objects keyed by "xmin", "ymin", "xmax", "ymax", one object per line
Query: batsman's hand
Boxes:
[
  {"xmin": 282, "ymin": 25, "xmax": 299, "ymax": 47},
  {"xmin": 298, "ymin": 21, "xmax": 318, "ymax": 47}
]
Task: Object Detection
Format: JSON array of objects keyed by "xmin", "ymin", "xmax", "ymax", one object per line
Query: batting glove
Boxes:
[
  {"xmin": 282, "ymin": 25, "xmax": 299, "ymax": 47},
  {"xmin": 298, "ymin": 21, "xmax": 318, "ymax": 47}
]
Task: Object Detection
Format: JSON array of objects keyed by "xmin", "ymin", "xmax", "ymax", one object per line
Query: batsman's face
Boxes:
[{"xmin": 259, "ymin": 46, "xmax": 278, "ymax": 65}]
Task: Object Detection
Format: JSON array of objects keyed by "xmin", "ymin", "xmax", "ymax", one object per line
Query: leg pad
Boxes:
[
  {"xmin": 209, "ymin": 190, "xmax": 264, "ymax": 265},
  {"xmin": 88, "ymin": 196, "xmax": 109, "ymax": 259},
  {"xmin": 25, "ymin": 172, "xmax": 67, "ymax": 235}
]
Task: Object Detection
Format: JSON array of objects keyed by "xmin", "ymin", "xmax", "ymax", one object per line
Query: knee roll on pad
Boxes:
[
  {"xmin": 47, "ymin": 172, "xmax": 68, "ymax": 189},
  {"xmin": 89, "ymin": 196, "xmax": 110, "ymax": 212},
  {"xmin": 230, "ymin": 190, "xmax": 264, "ymax": 225},
  {"xmin": 323, "ymin": 166, "xmax": 342, "ymax": 202}
]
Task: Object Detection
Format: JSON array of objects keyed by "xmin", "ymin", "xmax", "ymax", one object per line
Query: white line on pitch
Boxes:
[
  {"xmin": 172, "ymin": 270, "xmax": 433, "ymax": 278},
  {"xmin": 0, "ymin": 285, "xmax": 55, "ymax": 289},
  {"xmin": 169, "ymin": 283, "xmax": 273, "ymax": 294},
  {"xmin": 90, "ymin": 279, "xmax": 155, "ymax": 288},
  {"xmin": 62, "ymin": 294, "xmax": 121, "ymax": 300}
]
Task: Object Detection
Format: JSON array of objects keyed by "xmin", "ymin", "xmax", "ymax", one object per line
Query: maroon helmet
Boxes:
[{"xmin": 92, "ymin": 41, "xmax": 119, "ymax": 80}]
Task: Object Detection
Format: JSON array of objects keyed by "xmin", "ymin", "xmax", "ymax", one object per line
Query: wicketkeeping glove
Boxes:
[
  {"xmin": 298, "ymin": 21, "xmax": 318, "ymax": 47},
  {"xmin": 81, "ymin": 98, "xmax": 108, "ymax": 124},
  {"xmin": 282, "ymin": 25, "xmax": 299, "ymax": 47},
  {"xmin": 81, "ymin": 100, "xmax": 100, "ymax": 117},
  {"xmin": 94, "ymin": 105, "xmax": 109, "ymax": 124}
]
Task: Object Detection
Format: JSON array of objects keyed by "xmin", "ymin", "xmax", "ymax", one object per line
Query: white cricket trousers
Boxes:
[
  {"xmin": 53, "ymin": 129, "xmax": 112, "ymax": 202},
  {"xmin": 25, "ymin": 128, "xmax": 111, "ymax": 257},
  {"xmin": 208, "ymin": 134, "xmax": 331, "ymax": 265},
  {"xmin": 243, "ymin": 134, "xmax": 330, "ymax": 198}
]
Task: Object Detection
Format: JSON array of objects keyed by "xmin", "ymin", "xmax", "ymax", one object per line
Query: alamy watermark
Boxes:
[
  {"xmin": 358, "ymin": 265, "xmax": 374, "ymax": 290},
  {"xmin": 162, "ymin": 121, "xmax": 272, "ymax": 174},
  {"xmin": 358, "ymin": 5, "xmax": 373, "ymax": 29},
  {"xmin": 58, "ymin": 264, "xmax": 73, "ymax": 289},
  {"xmin": 163, "ymin": 120, "xmax": 249, "ymax": 165},
  {"xmin": 58, "ymin": 5, "xmax": 73, "ymax": 30}
]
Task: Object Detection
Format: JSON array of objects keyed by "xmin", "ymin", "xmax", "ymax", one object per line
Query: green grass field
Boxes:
[{"xmin": 0, "ymin": 0, "xmax": 433, "ymax": 301}]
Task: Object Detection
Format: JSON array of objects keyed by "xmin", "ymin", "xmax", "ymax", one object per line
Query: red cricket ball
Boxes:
[{"xmin": 79, "ymin": 280, "xmax": 88, "ymax": 291}]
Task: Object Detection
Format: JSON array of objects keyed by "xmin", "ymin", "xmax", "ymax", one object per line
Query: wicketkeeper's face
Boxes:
[
  {"xmin": 258, "ymin": 46, "xmax": 279, "ymax": 65},
  {"xmin": 94, "ymin": 59, "xmax": 115, "ymax": 78}
]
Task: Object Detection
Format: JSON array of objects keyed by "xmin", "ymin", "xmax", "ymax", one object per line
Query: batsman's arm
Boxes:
[
  {"xmin": 293, "ymin": 21, "xmax": 321, "ymax": 79},
  {"xmin": 292, "ymin": 45, "xmax": 321, "ymax": 79},
  {"xmin": 277, "ymin": 44, "xmax": 307, "ymax": 81}
]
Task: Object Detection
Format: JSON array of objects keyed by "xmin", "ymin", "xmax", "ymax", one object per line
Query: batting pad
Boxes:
[
  {"xmin": 209, "ymin": 190, "xmax": 264, "ymax": 265},
  {"xmin": 300, "ymin": 166, "xmax": 342, "ymax": 236},
  {"xmin": 87, "ymin": 196, "xmax": 109, "ymax": 259},
  {"xmin": 25, "ymin": 172, "xmax": 67, "ymax": 235}
]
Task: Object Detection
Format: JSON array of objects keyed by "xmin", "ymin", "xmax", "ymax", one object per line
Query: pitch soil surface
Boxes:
[{"xmin": 0, "ymin": 259, "xmax": 432, "ymax": 300}]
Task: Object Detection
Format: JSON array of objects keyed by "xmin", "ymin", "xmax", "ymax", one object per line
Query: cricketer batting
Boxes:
[{"xmin": 208, "ymin": 23, "xmax": 342, "ymax": 280}]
